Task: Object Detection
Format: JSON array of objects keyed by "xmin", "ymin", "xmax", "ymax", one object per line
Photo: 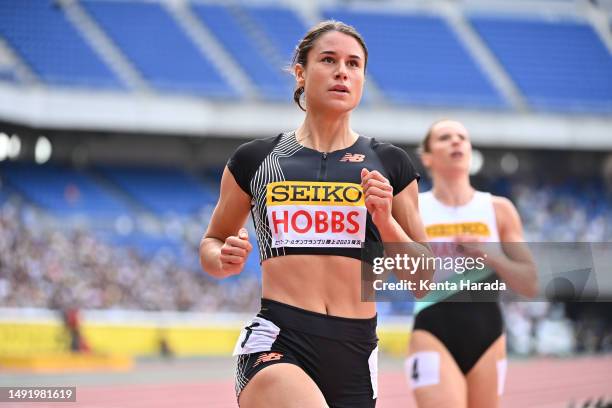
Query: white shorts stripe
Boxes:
[
  {"xmin": 232, "ymin": 316, "xmax": 280, "ymax": 356},
  {"xmin": 368, "ymin": 346, "xmax": 379, "ymax": 399},
  {"xmin": 497, "ymin": 358, "xmax": 508, "ymax": 396}
]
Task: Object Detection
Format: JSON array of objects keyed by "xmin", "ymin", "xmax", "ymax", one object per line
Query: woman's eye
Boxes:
[
  {"xmin": 349, "ymin": 60, "xmax": 359, "ymax": 67},
  {"xmin": 322, "ymin": 57, "xmax": 334, "ymax": 63}
]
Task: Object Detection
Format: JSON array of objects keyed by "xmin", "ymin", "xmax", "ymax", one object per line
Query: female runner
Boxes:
[
  {"xmin": 200, "ymin": 21, "xmax": 433, "ymax": 408},
  {"xmin": 406, "ymin": 119, "xmax": 538, "ymax": 408}
]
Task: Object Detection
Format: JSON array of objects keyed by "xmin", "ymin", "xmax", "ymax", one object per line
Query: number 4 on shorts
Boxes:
[
  {"xmin": 405, "ymin": 352, "xmax": 440, "ymax": 389},
  {"xmin": 411, "ymin": 358, "xmax": 419, "ymax": 381}
]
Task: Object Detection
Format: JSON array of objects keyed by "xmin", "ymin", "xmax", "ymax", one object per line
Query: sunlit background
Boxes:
[{"xmin": 0, "ymin": 0, "xmax": 611, "ymax": 406}]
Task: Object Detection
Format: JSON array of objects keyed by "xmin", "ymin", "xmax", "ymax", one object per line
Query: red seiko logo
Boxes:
[
  {"xmin": 253, "ymin": 352, "xmax": 283, "ymax": 367},
  {"xmin": 340, "ymin": 153, "xmax": 365, "ymax": 163}
]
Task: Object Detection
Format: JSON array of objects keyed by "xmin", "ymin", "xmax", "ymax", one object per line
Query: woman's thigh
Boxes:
[
  {"xmin": 239, "ymin": 363, "xmax": 328, "ymax": 408},
  {"xmin": 407, "ymin": 329, "xmax": 467, "ymax": 408},
  {"xmin": 466, "ymin": 334, "xmax": 507, "ymax": 408}
]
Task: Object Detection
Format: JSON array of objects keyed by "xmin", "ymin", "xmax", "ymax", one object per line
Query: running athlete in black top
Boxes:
[
  {"xmin": 228, "ymin": 131, "xmax": 419, "ymax": 262},
  {"xmin": 200, "ymin": 21, "xmax": 433, "ymax": 408}
]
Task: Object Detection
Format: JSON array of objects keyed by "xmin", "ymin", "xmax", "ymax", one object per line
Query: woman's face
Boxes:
[
  {"xmin": 295, "ymin": 31, "xmax": 365, "ymax": 114},
  {"xmin": 422, "ymin": 120, "xmax": 472, "ymax": 175}
]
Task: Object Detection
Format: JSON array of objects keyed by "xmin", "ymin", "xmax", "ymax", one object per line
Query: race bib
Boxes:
[
  {"xmin": 266, "ymin": 181, "xmax": 367, "ymax": 248},
  {"xmin": 426, "ymin": 222, "xmax": 490, "ymax": 239}
]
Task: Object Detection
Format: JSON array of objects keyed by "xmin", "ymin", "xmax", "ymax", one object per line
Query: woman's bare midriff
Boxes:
[{"xmin": 261, "ymin": 255, "xmax": 376, "ymax": 319}]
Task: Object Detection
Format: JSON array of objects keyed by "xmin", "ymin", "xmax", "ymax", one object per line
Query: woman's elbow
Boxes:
[
  {"xmin": 524, "ymin": 273, "xmax": 539, "ymax": 299},
  {"xmin": 516, "ymin": 267, "xmax": 539, "ymax": 299}
]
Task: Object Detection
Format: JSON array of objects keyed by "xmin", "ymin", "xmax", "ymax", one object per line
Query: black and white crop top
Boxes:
[{"xmin": 227, "ymin": 131, "xmax": 419, "ymax": 263}]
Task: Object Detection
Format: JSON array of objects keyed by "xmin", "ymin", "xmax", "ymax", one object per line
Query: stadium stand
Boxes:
[
  {"xmin": 0, "ymin": 199, "xmax": 260, "ymax": 311},
  {"xmin": 470, "ymin": 16, "xmax": 612, "ymax": 112},
  {"xmin": 0, "ymin": 184, "xmax": 8, "ymax": 204},
  {"xmin": 81, "ymin": 0, "xmax": 236, "ymax": 96},
  {"xmin": 190, "ymin": 3, "xmax": 292, "ymax": 100},
  {"xmin": 242, "ymin": 4, "xmax": 308, "ymax": 63},
  {"xmin": 512, "ymin": 178, "xmax": 612, "ymax": 241},
  {"xmin": 1, "ymin": 159, "xmax": 611, "ymax": 313},
  {"xmin": 0, "ymin": 162, "xmax": 131, "ymax": 217},
  {"xmin": 0, "ymin": 0, "xmax": 122, "ymax": 88},
  {"xmin": 1, "ymin": 0, "xmax": 610, "ymax": 113},
  {"xmin": 95, "ymin": 165, "xmax": 216, "ymax": 216},
  {"xmin": 322, "ymin": 9, "xmax": 506, "ymax": 108},
  {"xmin": 0, "ymin": 67, "xmax": 18, "ymax": 84}
]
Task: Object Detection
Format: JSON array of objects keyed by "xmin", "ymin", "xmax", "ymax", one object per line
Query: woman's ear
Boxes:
[
  {"xmin": 294, "ymin": 64, "xmax": 306, "ymax": 88},
  {"xmin": 420, "ymin": 151, "xmax": 432, "ymax": 169}
]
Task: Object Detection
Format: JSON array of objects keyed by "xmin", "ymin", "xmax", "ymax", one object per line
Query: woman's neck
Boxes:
[
  {"xmin": 296, "ymin": 111, "xmax": 357, "ymax": 153},
  {"xmin": 431, "ymin": 173, "xmax": 475, "ymax": 207}
]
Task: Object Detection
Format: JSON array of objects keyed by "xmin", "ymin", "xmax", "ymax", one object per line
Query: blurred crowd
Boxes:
[
  {"xmin": 0, "ymin": 199, "xmax": 260, "ymax": 312},
  {"xmin": 512, "ymin": 181, "xmax": 612, "ymax": 241},
  {"xmin": 503, "ymin": 301, "xmax": 612, "ymax": 356},
  {"xmin": 498, "ymin": 179, "xmax": 612, "ymax": 355}
]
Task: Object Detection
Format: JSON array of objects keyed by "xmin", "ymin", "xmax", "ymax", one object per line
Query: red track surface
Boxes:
[{"xmin": 3, "ymin": 356, "xmax": 611, "ymax": 407}]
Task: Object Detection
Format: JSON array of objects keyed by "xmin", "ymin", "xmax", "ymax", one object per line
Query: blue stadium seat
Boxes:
[
  {"xmin": 107, "ymin": 231, "xmax": 180, "ymax": 256},
  {"xmin": 96, "ymin": 229, "xmax": 200, "ymax": 270},
  {"xmin": 82, "ymin": 0, "xmax": 236, "ymax": 97},
  {"xmin": 0, "ymin": 65, "xmax": 19, "ymax": 84},
  {"xmin": 96, "ymin": 165, "xmax": 216, "ymax": 216},
  {"xmin": 242, "ymin": 5, "xmax": 307, "ymax": 64},
  {"xmin": 470, "ymin": 16, "xmax": 612, "ymax": 112},
  {"xmin": 0, "ymin": 0, "xmax": 122, "ymax": 88},
  {"xmin": 0, "ymin": 163, "xmax": 131, "ymax": 216},
  {"xmin": 191, "ymin": 4, "xmax": 292, "ymax": 101},
  {"xmin": 0, "ymin": 185, "xmax": 9, "ymax": 204},
  {"xmin": 323, "ymin": 10, "xmax": 506, "ymax": 108}
]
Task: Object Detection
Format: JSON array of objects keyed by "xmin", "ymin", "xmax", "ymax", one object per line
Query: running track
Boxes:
[{"xmin": 2, "ymin": 356, "xmax": 610, "ymax": 407}]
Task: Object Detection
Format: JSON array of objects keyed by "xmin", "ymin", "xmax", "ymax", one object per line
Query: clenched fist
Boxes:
[
  {"xmin": 220, "ymin": 228, "xmax": 253, "ymax": 275},
  {"xmin": 361, "ymin": 168, "xmax": 393, "ymax": 228}
]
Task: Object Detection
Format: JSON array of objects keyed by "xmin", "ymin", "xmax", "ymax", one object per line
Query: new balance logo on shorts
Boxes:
[
  {"xmin": 339, "ymin": 153, "xmax": 365, "ymax": 162},
  {"xmin": 253, "ymin": 352, "xmax": 283, "ymax": 367}
]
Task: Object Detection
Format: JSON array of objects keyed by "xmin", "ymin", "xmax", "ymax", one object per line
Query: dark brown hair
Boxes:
[{"xmin": 291, "ymin": 20, "xmax": 368, "ymax": 111}]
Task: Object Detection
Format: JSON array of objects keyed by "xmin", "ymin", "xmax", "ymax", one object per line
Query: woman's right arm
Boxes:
[{"xmin": 200, "ymin": 166, "xmax": 253, "ymax": 278}]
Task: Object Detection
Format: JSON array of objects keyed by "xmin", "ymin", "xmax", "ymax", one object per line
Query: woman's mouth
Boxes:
[{"xmin": 329, "ymin": 84, "xmax": 349, "ymax": 94}]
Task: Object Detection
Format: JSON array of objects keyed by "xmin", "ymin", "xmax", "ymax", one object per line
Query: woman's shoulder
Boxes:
[
  {"xmin": 367, "ymin": 137, "xmax": 417, "ymax": 168},
  {"xmin": 366, "ymin": 137, "xmax": 420, "ymax": 191},
  {"xmin": 226, "ymin": 133, "xmax": 286, "ymax": 195},
  {"xmin": 491, "ymin": 195, "xmax": 519, "ymax": 216},
  {"xmin": 473, "ymin": 191, "xmax": 518, "ymax": 216},
  {"xmin": 232, "ymin": 133, "xmax": 284, "ymax": 157},
  {"xmin": 491, "ymin": 194, "xmax": 521, "ymax": 227},
  {"xmin": 367, "ymin": 136, "xmax": 405, "ymax": 154}
]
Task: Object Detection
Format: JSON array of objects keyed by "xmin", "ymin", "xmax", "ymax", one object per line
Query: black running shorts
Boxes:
[{"xmin": 234, "ymin": 299, "xmax": 378, "ymax": 408}]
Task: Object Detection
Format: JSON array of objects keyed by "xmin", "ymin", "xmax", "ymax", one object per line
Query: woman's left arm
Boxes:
[
  {"xmin": 488, "ymin": 196, "xmax": 539, "ymax": 298},
  {"xmin": 361, "ymin": 169, "xmax": 434, "ymax": 297}
]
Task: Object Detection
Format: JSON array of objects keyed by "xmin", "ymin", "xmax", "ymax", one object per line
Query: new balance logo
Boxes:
[
  {"xmin": 340, "ymin": 153, "xmax": 365, "ymax": 163},
  {"xmin": 253, "ymin": 352, "xmax": 283, "ymax": 367}
]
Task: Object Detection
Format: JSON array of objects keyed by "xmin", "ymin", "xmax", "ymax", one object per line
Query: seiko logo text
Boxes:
[
  {"xmin": 426, "ymin": 222, "xmax": 490, "ymax": 238},
  {"xmin": 269, "ymin": 183, "xmax": 363, "ymax": 205}
]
